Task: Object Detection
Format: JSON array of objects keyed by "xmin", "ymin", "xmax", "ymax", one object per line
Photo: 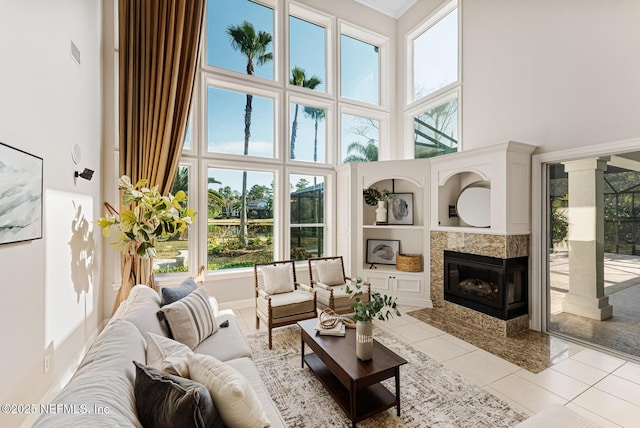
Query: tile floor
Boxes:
[{"xmin": 230, "ymin": 304, "xmax": 640, "ymax": 428}]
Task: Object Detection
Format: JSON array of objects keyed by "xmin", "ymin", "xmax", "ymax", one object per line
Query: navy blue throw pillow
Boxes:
[{"xmin": 161, "ymin": 277, "xmax": 198, "ymax": 306}]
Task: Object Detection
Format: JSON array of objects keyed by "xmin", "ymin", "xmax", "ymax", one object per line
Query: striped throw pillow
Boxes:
[{"xmin": 159, "ymin": 287, "xmax": 217, "ymax": 349}]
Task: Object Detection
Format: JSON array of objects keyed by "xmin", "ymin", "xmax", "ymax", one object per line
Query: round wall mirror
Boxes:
[{"xmin": 456, "ymin": 183, "xmax": 491, "ymax": 227}]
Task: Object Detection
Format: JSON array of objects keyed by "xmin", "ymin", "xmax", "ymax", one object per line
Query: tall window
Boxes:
[
  {"xmin": 290, "ymin": 174, "xmax": 324, "ymax": 260},
  {"xmin": 340, "ymin": 34, "xmax": 379, "ymax": 105},
  {"xmin": 154, "ymin": 165, "xmax": 191, "ymax": 274},
  {"xmin": 207, "ymin": 86, "xmax": 275, "ymax": 158},
  {"xmin": 341, "ymin": 113, "xmax": 379, "ymax": 163},
  {"xmin": 144, "ymin": 0, "xmax": 390, "ymax": 276},
  {"xmin": 206, "ymin": 0, "xmax": 275, "ymax": 80},
  {"xmin": 207, "ymin": 168, "xmax": 274, "ymax": 270},
  {"xmin": 406, "ymin": 0, "xmax": 460, "ymax": 159},
  {"xmin": 289, "ymin": 15, "xmax": 326, "ymax": 93}
]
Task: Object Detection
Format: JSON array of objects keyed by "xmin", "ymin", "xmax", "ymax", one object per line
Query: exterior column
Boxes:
[{"xmin": 561, "ymin": 159, "xmax": 612, "ymax": 320}]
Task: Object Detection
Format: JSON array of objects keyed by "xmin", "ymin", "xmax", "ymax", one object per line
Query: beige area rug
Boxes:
[{"xmin": 245, "ymin": 326, "xmax": 527, "ymax": 428}]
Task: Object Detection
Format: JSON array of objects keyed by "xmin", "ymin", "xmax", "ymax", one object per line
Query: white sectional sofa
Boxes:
[{"xmin": 34, "ymin": 284, "xmax": 285, "ymax": 427}]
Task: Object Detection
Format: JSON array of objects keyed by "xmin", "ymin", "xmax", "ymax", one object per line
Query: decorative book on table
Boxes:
[{"xmin": 314, "ymin": 319, "xmax": 346, "ymax": 336}]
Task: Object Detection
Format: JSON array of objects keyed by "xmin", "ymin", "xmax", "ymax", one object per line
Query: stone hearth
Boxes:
[{"xmin": 431, "ymin": 231, "xmax": 530, "ymax": 337}]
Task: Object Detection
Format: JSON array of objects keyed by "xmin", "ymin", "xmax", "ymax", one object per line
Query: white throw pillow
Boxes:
[
  {"xmin": 187, "ymin": 353, "xmax": 271, "ymax": 428},
  {"xmin": 145, "ymin": 333, "xmax": 193, "ymax": 377},
  {"xmin": 316, "ymin": 259, "xmax": 345, "ymax": 286},
  {"xmin": 158, "ymin": 287, "xmax": 218, "ymax": 349},
  {"xmin": 260, "ymin": 264, "xmax": 294, "ymax": 294}
]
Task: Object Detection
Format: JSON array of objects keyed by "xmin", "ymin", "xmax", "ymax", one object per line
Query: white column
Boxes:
[{"xmin": 561, "ymin": 158, "xmax": 613, "ymax": 320}]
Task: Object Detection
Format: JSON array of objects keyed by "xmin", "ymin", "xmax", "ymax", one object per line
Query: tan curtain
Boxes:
[{"xmin": 113, "ymin": 0, "xmax": 205, "ymax": 313}]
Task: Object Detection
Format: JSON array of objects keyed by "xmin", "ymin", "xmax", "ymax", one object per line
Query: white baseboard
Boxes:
[{"xmin": 20, "ymin": 319, "xmax": 108, "ymax": 428}]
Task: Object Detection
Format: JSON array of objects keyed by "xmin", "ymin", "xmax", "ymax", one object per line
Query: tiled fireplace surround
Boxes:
[{"xmin": 430, "ymin": 231, "xmax": 531, "ymax": 337}]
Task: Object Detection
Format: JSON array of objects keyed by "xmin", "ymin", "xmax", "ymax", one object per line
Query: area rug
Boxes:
[{"xmin": 245, "ymin": 326, "xmax": 527, "ymax": 427}]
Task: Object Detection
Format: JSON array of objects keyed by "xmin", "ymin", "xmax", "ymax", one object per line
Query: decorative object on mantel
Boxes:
[
  {"xmin": 346, "ymin": 278, "xmax": 400, "ymax": 361},
  {"xmin": 98, "ymin": 175, "xmax": 196, "ymax": 313},
  {"xmin": 396, "ymin": 253, "xmax": 423, "ymax": 272},
  {"xmin": 363, "ymin": 186, "xmax": 394, "ymax": 225}
]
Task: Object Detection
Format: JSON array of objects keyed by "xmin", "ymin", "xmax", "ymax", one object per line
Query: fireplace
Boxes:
[{"xmin": 444, "ymin": 250, "xmax": 528, "ymax": 320}]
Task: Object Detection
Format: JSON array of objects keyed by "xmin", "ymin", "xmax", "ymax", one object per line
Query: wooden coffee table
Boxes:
[{"xmin": 297, "ymin": 318, "xmax": 407, "ymax": 427}]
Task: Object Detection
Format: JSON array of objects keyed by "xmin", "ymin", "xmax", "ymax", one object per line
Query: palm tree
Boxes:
[
  {"xmin": 344, "ymin": 140, "xmax": 378, "ymax": 163},
  {"xmin": 289, "ymin": 67, "xmax": 321, "ymax": 160},
  {"xmin": 227, "ymin": 21, "xmax": 273, "ymax": 246},
  {"xmin": 303, "ymin": 106, "xmax": 325, "ymax": 163}
]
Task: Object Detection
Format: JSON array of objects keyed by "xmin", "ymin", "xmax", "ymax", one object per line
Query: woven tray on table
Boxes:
[{"xmin": 396, "ymin": 253, "xmax": 423, "ymax": 272}]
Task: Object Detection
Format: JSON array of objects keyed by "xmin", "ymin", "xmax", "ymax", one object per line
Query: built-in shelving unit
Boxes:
[{"xmin": 336, "ymin": 159, "xmax": 431, "ymax": 307}]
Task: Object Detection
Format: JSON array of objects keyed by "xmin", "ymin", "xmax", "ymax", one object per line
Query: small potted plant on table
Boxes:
[{"xmin": 346, "ymin": 278, "xmax": 400, "ymax": 360}]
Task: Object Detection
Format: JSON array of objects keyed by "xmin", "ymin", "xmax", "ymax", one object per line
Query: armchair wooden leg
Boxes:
[
  {"xmin": 255, "ymin": 316, "xmax": 260, "ymax": 330},
  {"xmin": 268, "ymin": 328, "xmax": 273, "ymax": 349}
]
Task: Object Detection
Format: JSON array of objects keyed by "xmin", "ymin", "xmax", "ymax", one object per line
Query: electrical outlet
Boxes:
[{"xmin": 44, "ymin": 355, "xmax": 50, "ymax": 374}]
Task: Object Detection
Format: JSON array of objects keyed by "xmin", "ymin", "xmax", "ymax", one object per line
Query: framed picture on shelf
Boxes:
[
  {"xmin": 0, "ymin": 142, "xmax": 43, "ymax": 245},
  {"xmin": 387, "ymin": 193, "xmax": 413, "ymax": 225},
  {"xmin": 366, "ymin": 239, "xmax": 400, "ymax": 265}
]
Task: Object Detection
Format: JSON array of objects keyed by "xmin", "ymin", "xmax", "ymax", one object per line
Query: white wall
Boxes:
[
  {"xmin": 399, "ymin": 0, "xmax": 640, "ymax": 153},
  {"xmin": 0, "ymin": 1, "xmax": 103, "ymax": 426}
]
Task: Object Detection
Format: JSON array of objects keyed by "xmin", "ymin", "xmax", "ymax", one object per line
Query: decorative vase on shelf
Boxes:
[
  {"xmin": 355, "ymin": 320, "xmax": 373, "ymax": 361},
  {"xmin": 375, "ymin": 200, "xmax": 387, "ymax": 225}
]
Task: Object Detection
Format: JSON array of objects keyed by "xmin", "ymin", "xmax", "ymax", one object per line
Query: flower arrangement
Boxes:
[
  {"xmin": 345, "ymin": 277, "xmax": 401, "ymax": 322},
  {"xmin": 97, "ymin": 175, "xmax": 196, "ymax": 258},
  {"xmin": 363, "ymin": 186, "xmax": 393, "ymax": 206}
]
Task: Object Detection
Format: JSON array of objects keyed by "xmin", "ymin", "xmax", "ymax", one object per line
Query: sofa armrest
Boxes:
[
  {"xmin": 313, "ymin": 282, "xmax": 333, "ymax": 291},
  {"xmin": 257, "ymin": 289, "xmax": 271, "ymax": 300},
  {"xmin": 296, "ymin": 283, "xmax": 315, "ymax": 295},
  {"xmin": 208, "ymin": 296, "xmax": 219, "ymax": 315}
]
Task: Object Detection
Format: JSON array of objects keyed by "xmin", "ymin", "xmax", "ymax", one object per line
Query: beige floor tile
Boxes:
[
  {"xmin": 571, "ymin": 388, "xmax": 640, "ymax": 428},
  {"xmin": 550, "ymin": 358, "xmax": 609, "ymax": 385},
  {"xmin": 489, "ymin": 374, "xmax": 566, "ymax": 414},
  {"xmin": 412, "ymin": 336, "xmax": 469, "ymax": 362},
  {"xmin": 594, "ymin": 374, "xmax": 640, "ymax": 407},
  {"xmin": 484, "ymin": 385, "xmax": 534, "ymax": 417},
  {"xmin": 571, "ymin": 348, "xmax": 626, "ymax": 373},
  {"xmin": 389, "ymin": 322, "xmax": 439, "ymax": 343},
  {"xmin": 612, "ymin": 361, "xmax": 640, "ymax": 385},
  {"xmin": 443, "ymin": 351, "xmax": 512, "ymax": 386},
  {"xmin": 439, "ymin": 333, "xmax": 478, "ymax": 351},
  {"xmin": 565, "ymin": 403, "xmax": 623, "ymax": 428},
  {"xmin": 515, "ymin": 367, "xmax": 590, "ymax": 400},
  {"xmin": 471, "ymin": 348, "xmax": 521, "ymax": 373}
]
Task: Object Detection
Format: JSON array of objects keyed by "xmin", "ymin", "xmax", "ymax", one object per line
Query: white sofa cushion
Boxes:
[{"xmin": 187, "ymin": 353, "xmax": 271, "ymax": 428}]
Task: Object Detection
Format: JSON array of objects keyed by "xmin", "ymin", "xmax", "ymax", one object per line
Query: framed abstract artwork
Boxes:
[
  {"xmin": 387, "ymin": 193, "xmax": 414, "ymax": 225},
  {"xmin": 0, "ymin": 142, "xmax": 43, "ymax": 244},
  {"xmin": 366, "ymin": 239, "xmax": 400, "ymax": 265}
]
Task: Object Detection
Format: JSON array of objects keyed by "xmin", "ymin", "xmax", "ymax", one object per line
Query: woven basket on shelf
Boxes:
[{"xmin": 396, "ymin": 253, "xmax": 423, "ymax": 272}]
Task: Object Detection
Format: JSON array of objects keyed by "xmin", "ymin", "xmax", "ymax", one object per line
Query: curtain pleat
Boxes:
[{"xmin": 114, "ymin": 0, "xmax": 205, "ymax": 313}]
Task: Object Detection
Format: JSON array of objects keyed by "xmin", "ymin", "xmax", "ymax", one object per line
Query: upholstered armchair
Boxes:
[
  {"xmin": 254, "ymin": 260, "xmax": 317, "ymax": 349},
  {"xmin": 308, "ymin": 256, "xmax": 370, "ymax": 314}
]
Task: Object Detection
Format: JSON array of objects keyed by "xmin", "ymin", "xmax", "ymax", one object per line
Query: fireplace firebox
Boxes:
[{"xmin": 444, "ymin": 251, "xmax": 528, "ymax": 320}]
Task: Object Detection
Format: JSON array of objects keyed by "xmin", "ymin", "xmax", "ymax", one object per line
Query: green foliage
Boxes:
[
  {"xmin": 97, "ymin": 175, "xmax": 196, "ymax": 259},
  {"xmin": 154, "ymin": 265, "xmax": 189, "ymax": 274},
  {"xmin": 345, "ymin": 278, "xmax": 401, "ymax": 322},
  {"xmin": 363, "ymin": 186, "xmax": 392, "ymax": 206},
  {"xmin": 551, "ymin": 197, "xmax": 568, "ymax": 244}
]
